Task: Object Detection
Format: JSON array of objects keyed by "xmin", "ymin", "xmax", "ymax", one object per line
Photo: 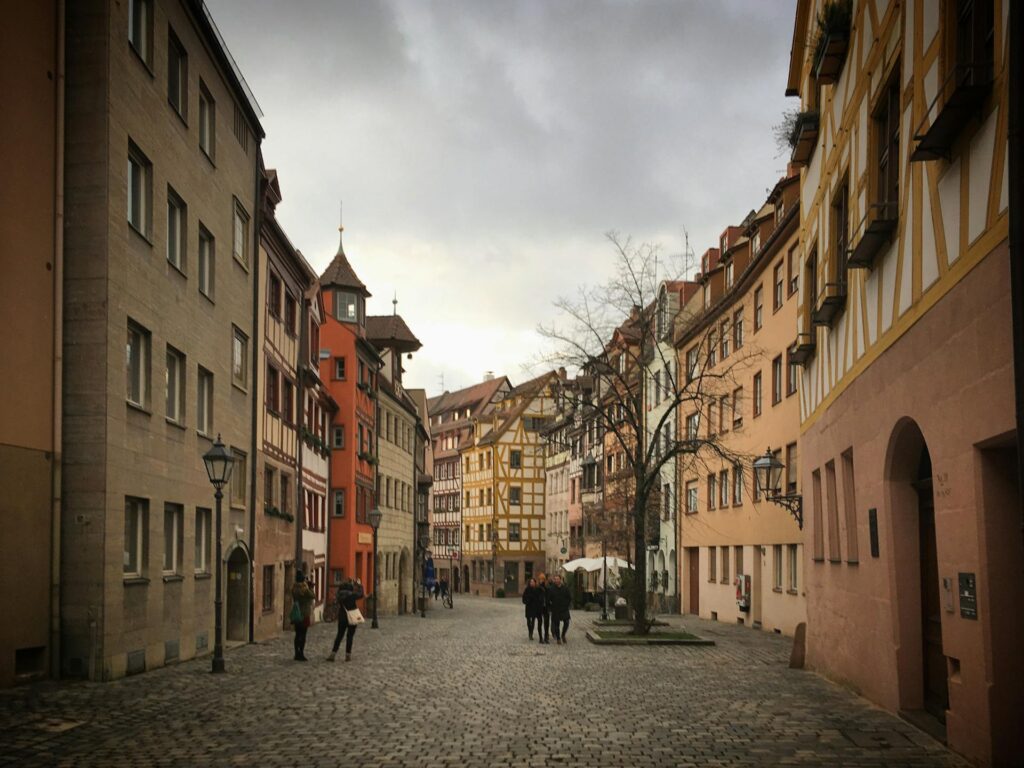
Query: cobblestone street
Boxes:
[{"xmin": 0, "ymin": 597, "xmax": 966, "ymax": 767}]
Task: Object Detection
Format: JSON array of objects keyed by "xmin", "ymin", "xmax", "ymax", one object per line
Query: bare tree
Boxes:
[{"xmin": 538, "ymin": 232, "xmax": 753, "ymax": 635}]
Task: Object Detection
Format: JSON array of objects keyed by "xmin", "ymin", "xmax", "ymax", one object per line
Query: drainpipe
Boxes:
[
  {"xmin": 247, "ymin": 161, "xmax": 262, "ymax": 644},
  {"xmin": 295, "ymin": 297, "xmax": 307, "ymax": 575},
  {"xmin": 1009, "ymin": 2, "xmax": 1024, "ymax": 539},
  {"xmin": 50, "ymin": 0, "xmax": 66, "ymax": 680}
]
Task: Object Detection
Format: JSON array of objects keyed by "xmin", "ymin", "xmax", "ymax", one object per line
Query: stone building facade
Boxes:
[{"xmin": 61, "ymin": 0, "xmax": 262, "ymax": 679}]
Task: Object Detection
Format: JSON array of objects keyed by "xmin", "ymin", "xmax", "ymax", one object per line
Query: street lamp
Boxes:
[
  {"xmin": 753, "ymin": 447, "xmax": 803, "ymax": 528},
  {"xmin": 418, "ymin": 532, "xmax": 430, "ymax": 618},
  {"xmin": 202, "ymin": 434, "xmax": 234, "ymax": 674},
  {"xmin": 368, "ymin": 507, "xmax": 382, "ymax": 629},
  {"xmin": 581, "ymin": 453, "xmax": 596, "ymax": 558},
  {"xmin": 490, "ymin": 528, "xmax": 499, "ymax": 598}
]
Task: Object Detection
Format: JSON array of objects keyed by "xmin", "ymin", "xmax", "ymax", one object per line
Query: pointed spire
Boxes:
[
  {"xmin": 319, "ymin": 201, "xmax": 370, "ymax": 296},
  {"xmin": 337, "ymin": 200, "xmax": 345, "ymax": 255},
  {"xmin": 393, "ymin": 291, "xmax": 398, "ymax": 316}
]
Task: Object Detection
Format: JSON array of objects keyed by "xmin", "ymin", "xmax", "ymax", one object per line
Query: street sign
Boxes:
[{"xmin": 450, "ymin": 551, "xmax": 460, "ymax": 560}]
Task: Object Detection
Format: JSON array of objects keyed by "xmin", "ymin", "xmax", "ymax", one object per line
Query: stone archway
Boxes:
[
  {"xmin": 224, "ymin": 543, "xmax": 250, "ymax": 643},
  {"xmin": 884, "ymin": 417, "xmax": 944, "ymax": 725}
]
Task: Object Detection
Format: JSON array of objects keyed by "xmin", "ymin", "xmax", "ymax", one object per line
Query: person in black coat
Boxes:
[
  {"xmin": 521, "ymin": 578, "xmax": 545, "ymax": 641},
  {"xmin": 327, "ymin": 578, "xmax": 365, "ymax": 662},
  {"xmin": 547, "ymin": 574, "xmax": 572, "ymax": 644},
  {"xmin": 537, "ymin": 573, "xmax": 551, "ymax": 644}
]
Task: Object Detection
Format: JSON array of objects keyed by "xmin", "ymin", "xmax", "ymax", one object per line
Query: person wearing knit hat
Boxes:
[{"xmin": 290, "ymin": 570, "xmax": 315, "ymax": 661}]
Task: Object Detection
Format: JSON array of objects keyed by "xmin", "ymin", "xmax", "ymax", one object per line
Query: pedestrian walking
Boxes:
[
  {"xmin": 439, "ymin": 576, "xmax": 449, "ymax": 599},
  {"xmin": 537, "ymin": 572, "xmax": 551, "ymax": 644},
  {"xmin": 521, "ymin": 578, "xmax": 545, "ymax": 641},
  {"xmin": 327, "ymin": 578, "xmax": 365, "ymax": 662},
  {"xmin": 547, "ymin": 574, "xmax": 572, "ymax": 645},
  {"xmin": 290, "ymin": 571, "xmax": 315, "ymax": 661}
]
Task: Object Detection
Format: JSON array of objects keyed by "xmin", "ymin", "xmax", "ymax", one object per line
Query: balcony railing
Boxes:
[
  {"xmin": 911, "ymin": 63, "xmax": 992, "ymax": 162},
  {"xmin": 848, "ymin": 202, "xmax": 898, "ymax": 269}
]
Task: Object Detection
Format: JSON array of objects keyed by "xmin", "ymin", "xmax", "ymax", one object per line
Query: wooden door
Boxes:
[{"xmin": 919, "ymin": 487, "xmax": 947, "ymax": 722}]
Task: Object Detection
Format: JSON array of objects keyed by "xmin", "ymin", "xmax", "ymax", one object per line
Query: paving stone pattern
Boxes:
[{"xmin": 0, "ymin": 597, "xmax": 966, "ymax": 767}]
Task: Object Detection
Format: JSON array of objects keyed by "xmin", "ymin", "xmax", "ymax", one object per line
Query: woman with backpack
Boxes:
[{"xmin": 327, "ymin": 577, "xmax": 365, "ymax": 662}]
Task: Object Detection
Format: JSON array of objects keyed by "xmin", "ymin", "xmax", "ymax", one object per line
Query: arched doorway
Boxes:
[
  {"xmin": 398, "ymin": 548, "xmax": 410, "ymax": 615},
  {"xmin": 225, "ymin": 543, "xmax": 250, "ymax": 643},
  {"xmin": 885, "ymin": 418, "xmax": 946, "ymax": 726}
]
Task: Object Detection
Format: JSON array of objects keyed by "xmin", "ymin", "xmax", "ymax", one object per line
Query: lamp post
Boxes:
[
  {"xmin": 581, "ymin": 453, "xmax": 596, "ymax": 559},
  {"xmin": 202, "ymin": 434, "xmax": 234, "ymax": 674},
  {"xmin": 753, "ymin": 447, "xmax": 803, "ymax": 528},
  {"xmin": 368, "ymin": 507, "xmax": 382, "ymax": 629},
  {"xmin": 490, "ymin": 529, "xmax": 499, "ymax": 598},
  {"xmin": 419, "ymin": 532, "xmax": 430, "ymax": 618},
  {"xmin": 601, "ymin": 537, "xmax": 608, "ymax": 621}
]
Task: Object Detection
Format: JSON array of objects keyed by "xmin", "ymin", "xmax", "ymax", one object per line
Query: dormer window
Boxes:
[
  {"xmin": 751, "ymin": 231, "xmax": 761, "ymax": 254},
  {"xmin": 656, "ymin": 287, "xmax": 669, "ymax": 338},
  {"xmin": 703, "ymin": 283, "xmax": 710, "ymax": 309},
  {"xmin": 725, "ymin": 261, "xmax": 734, "ymax": 289},
  {"xmin": 335, "ymin": 290, "xmax": 360, "ymax": 324}
]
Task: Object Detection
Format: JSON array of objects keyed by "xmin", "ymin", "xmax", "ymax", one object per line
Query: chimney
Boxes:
[{"xmin": 483, "ymin": 371, "xmax": 494, "ymax": 381}]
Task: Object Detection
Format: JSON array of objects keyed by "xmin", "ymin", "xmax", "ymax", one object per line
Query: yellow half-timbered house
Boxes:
[
  {"xmin": 462, "ymin": 372, "xmax": 559, "ymax": 596},
  {"xmin": 786, "ymin": 1, "xmax": 1020, "ymax": 763}
]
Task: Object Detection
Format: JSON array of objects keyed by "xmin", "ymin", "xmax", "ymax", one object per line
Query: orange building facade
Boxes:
[{"xmin": 319, "ymin": 234, "xmax": 379, "ymax": 602}]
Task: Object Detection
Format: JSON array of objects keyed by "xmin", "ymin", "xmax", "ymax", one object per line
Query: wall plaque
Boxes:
[{"xmin": 958, "ymin": 572, "xmax": 978, "ymax": 620}]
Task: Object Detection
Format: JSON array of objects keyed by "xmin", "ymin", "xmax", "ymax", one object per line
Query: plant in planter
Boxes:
[
  {"xmin": 789, "ymin": 110, "xmax": 821, "ymax": 165},
  {"xmin": 812, "ymin": 0, "xmax": 852, "ymax": 84}
]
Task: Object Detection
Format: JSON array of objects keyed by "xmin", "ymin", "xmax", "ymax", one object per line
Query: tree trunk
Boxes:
[{"xmin": 632, "ymin": 486, "xmax": 648, "ymax": 635}]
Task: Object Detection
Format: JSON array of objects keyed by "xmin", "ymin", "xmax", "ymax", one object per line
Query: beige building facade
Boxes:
[
  {"xmin": 60, "ymin": 0, "xmax": 262, "ymax": 679},
  {"xmin": 677, "ymin": 173, "xmax": 806, "ymax": 637}
]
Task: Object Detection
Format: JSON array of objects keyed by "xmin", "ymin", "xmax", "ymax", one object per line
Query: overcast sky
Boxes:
[{"xmin": 206, "ymin": 0, "xmax": 797, "ymax": 396}]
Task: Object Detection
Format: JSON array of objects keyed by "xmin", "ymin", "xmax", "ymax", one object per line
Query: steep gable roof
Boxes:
[
  {"xmin": 477, "ymin": 371, "xmax": 558, "ymax": 446},
  {"xmin": 319, "ymin": 229, "xmax": 370, "ymax": 296},
  {"xmin": 427, "ymin": 376, "xmax": 510, "ymax": 419},
  {"xmin": 365, "ymin": 314, "xmax": 422, "ymax": 353}
]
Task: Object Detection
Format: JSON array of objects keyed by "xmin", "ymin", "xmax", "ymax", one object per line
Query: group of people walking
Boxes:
[
  {"xmin": 521, "ymin": 573, "xmax": 572, "ymax": 644},
  {"xmin": 290, "ymin": 571, "xmax": 365, "ymax": 662}
]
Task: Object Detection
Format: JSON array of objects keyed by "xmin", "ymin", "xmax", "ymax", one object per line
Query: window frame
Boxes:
[
  {"xmin": 232, "ymin": 198, "xmax": 250, "ymax": 269},
  {"xmin": 165, "ymin": 344, "xmax": 185, "ymax": 424},
  {"xmin": 166, "ymin": 186, "xmax": 186, "ymax": 272},
  {"xmin": 195, "ymin": 507, "xmax": 212, "ymax": 574},
  {"xmin": 231, "ymin": 326, "xmax": 248, "ymax": 391},
  {"xmin": 127, "ymin": 141, "xmax": 152, "ymax": 239},
  {"xmin": 167, "ymin": 27, "xmax": 188, "ymax": 121},
  {"xmin": 198, "ymin": 80, "xmax": 215, "ymax": 161},
  {"xmin": 197, "ymin": 366, "xmax": 214, "ymax": 436},
  {"xmin": 198, "ymin": 224, "xmax": 214, "ymax": 300},
  {"xmin": 128, "ymin": 0, "xmax": 153, "ymax": 68},
  {"xmin": 163, "ymin": 502, "xmax": 183, "ymax": 576},
  {"xmin": 124, "ymin": 496, "xmax": 148, "ymax": 578},
  {"xmin": 126, "ymin": 320, "xmax": 151, "ymax": 410}
]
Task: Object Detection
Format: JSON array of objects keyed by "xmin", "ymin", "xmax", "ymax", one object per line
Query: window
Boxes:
[
  {"xmin": 332, "ymin": 489, "xmax": 346, "ymax": 517},
  {"xmin": 128, "ymin": 0, "xmax": 152, "ymax": 65},
  {"xmin": 773, "ymin": 545, "xmax": 783, "ymax": 590},
  {"xmin": 875, "ymin": 68, "xmax": 900, "ymax": 221},
  {"xmin": 124, "ymin": 497, "xmax": 148, "ymax": 577},
  {"xmin": 686, "ymin": 412, "xmax": 700, "ymax": 441},
  {"xmin": 198, "ymin": 82, "xmax": 215, "ymax": 159},
  {"xmin": 334, "ymin": 357, "xmax": 346, "ymax": 380},
  {"xmin": 787, "ymin": 246, "xmax": 799, "ymax": 296},
  {"xmin": 733, "ymin": 310, "xmax": 744, "ymax": 350},
  {"xmin": 787, "ymin": 360, "xmax": 798, "ymax": 397},
  {"xmin": 335, "ymin": 291, "xmax": 358, "ymax": 323},
  {"xmin": 232, "ymin": 327, "xmax": 247, "ymax": 390},
  {"xmin": 765, "ymin": 357, "xmax": 779, "ymax": 406},
  {"xmin": 282, "ymin": 379, "xmax": 294, "ymax": 424},
  {"xmin": 708, "ymin": 546, "xmax": 717, "ymax": 582},
  {"xmin": 753, "ymin": 286, "xmax": 763, "ymax": 331},
  {"xmin": 198, "ymin": 225, "xmax": 214, "ymax": 299},
  {"xmin": 126, "ymin": 320, "xmax": 150, "ymax": 408},
  {"xmin": 833, "ymin": 180, "xmax": 850, "ymax": 285},
  {"xmin": 773, "ymin": 262, "xmax": 784, "ymax": 311},
  {"xmin": 197, "ymin": 366, "xmax": 213, "ymax": 435},
  {"xmin": 195, "ymin": 507, "xmax": 211, "ymax": 574},
  {"xmin": 268, "ymin": 273, "xmax": 282, "ymax": 317},
  {"xmin": 165, "ymin": 345, "xmax": 185, "ymax": 423},
  {"xmin": 732, "ymin": 387, "xmax": 743, "ymax": 428},
  {"xmin": 510, "ymin": 450, "xmax": 521, "ymax": 469},
  {"xmin": 281, "ymin": 474, "xmax": 290, "ymax": 516},
  {"xmin": 127, "ymin": 141, "xmax": 152, "ymax": 237},
  {"xmin": 266, "ymin": 365, "xmax": 280, "ymax": 414},
  {"xmin": 707, "ymin": 474, "xmax": 717, "ymax": 510},
  {"xmin": 842, "ymin": 448, "xmax": 858, "ymax": 562},
  {"xmin": 733, "ymin": 465, "xmax": 743, "ymax": 505},
  {"xmin": 719, "ymin": 469, "xmax": 729, "ymax": 508},
  {"xmin": 510, "ymin": 486, "xmax": 521, "ymax": 506},
  {"xmin": 788, "ymin": 544, "xmax": 799, "ymax": 591},
  {"xmin": 707, "ymin": 401, "xmax": 716, "ymax": 438},
  {"xmin": 285, "ymin": 293, "xmax": 297, "ymax": 336},
  {"xmin": 259, "ymin": 565, "xmax": 274, "ymax": 613},
  {"xmin": 721, "ymin": 321, "xmax": 730, "ymax": 359},
  {"xmin": 163, "ymin": 503, "xmax": 183, "ymax": 575},
  {"xmin": 752, "ymin": 372, "xmax": 763, "ymax": 418},
  {"xmin": 332, "ymin": 426, "xmax": 345, "ymax": 449},
  {"xmin": 806, "ymin": 248, "xmax": 819, "ymax": 314},
  {"xmin": 812, "ymin": 469, "xmax": 824, "ymax": 560},
  {"xmin": 708, "ymin": 331, "xmax": 717, "ymax": 367},
  {"xmin": 232, "ymin": 200, "xmax": 249, "ymax": 268},
  {"xmin": 720, "ymin": 546, "xmax": 730, "ymax": 584},
  {"xmin": 725, "ymin": 260, "xmax": 734, "ymax": 289},
  {"xmin": 685, "ymin": 480, "xmax": 698, "ymax": 514},
  {"xmin": 686, "ymin": 347, "xmax": 698, "ymax": 383},
  {"xmin": 167, "ymin": 29, "xmax": 187, "ymax": 118},
  {"xmin": 509, "ymin": 523, "xmax": 521, "ymax": 542},
  {"xmin": 232, "ymin": 101, "xmax": 249, "ymax": 152},
  {"xmin": 166, "ymin": 187, "xmax": 186, "ymax": 271},
  {"xmin": 735, "ymin": 546, "xmax": 744, "ymax": 578},
  {"xmin": 785, "ymin": 442, "xmax": 798, "ymax": 496},
  {"xmin": 230, "ymin": 450, "xmax": 246, "ymax": 507}
]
